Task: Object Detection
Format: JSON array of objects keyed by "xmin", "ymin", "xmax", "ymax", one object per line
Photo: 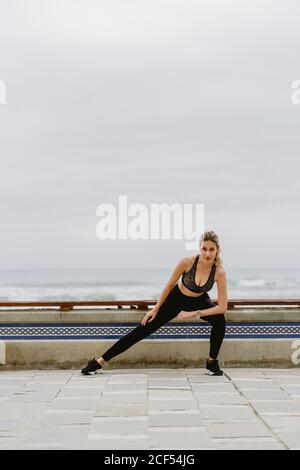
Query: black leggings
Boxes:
[{"xmin": 102, "ymin": 283, "xmax": 226, "ymax": 362}]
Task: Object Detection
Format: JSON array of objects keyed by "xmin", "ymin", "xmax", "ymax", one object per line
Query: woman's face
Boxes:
[{"xmin": 200, "ymin": 241, "xmax": 217, "ymax": 262}]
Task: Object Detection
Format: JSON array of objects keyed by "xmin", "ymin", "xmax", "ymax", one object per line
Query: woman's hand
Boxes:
[
  {"xmin": 177, "ymin": 310, "xmax": 198, "ymax": 320},
  {"xmin": 141, "ymin": 307, "xmax": 158, "ymax": 326}
]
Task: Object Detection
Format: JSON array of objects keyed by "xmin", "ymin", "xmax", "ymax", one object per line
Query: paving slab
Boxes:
[
  {"xmin": 263, "ymin": 369, "xmax": 300, "ymax": 376},
  {"xmin": 148, "ymin": 413, "xmax": 204, "ymax": 427},
  {"xmin": 1, "ymin": 368, "xmax": 300, "ymax": 449},
  {"xmin": 190, "ymin": 383, "xmax": 237, "ymax": 393},
  {"xmin": 0, "ymin": 417, "xmax": 37, "ymax": 431},
  {"xmin": 272, "ymin": 377, "xmax": 300, "ymax": 385},
  {"xmin": 148, "ymin": 389, "xmax": 194, "ymax": 399},
  {"xmin": 193, "ymin": 393, "xmax": 248, "ymax": 405},
  {"xmin": 250, "ymin": 400, "xmax": 300, "ymax": 415},
  {"xmin": 37, "ymin": 410, "xmax": 95, "ymax": 426},
  {"xmin": 56, "ymin": 389, "xmax": 104, "ymax": 399},
  {"xmin": 187, "ymin": 375, "xmax": 230, "ymax": 383},
  {"xmin": 105, "ymin": 383, "xmax": 147, "ymax": 392},
  {"xmin": 23, "ymin": 424, "xmax": 90, "ymax": 450},
  {"xmin": 95, "ymin": 404, "xmax": 148, "ymax": 417},
  {"xmin": 212, "ymin": 437, "xmax": 284, "ymax": 450},
  {"xmin": 279, "ymin": 385, "xmax": 300, "ymax": 395},
  {"xmin": 148, "ymin": 379, "xmax": 190, "ymax": 389},
  {"xmin": 100, "ymin": 392, "xmax": 147, "ymax": 404},
  {"xmin": 0, "ymin": 437, "xmax": 25, "ymax": 449},
  {"xmin": 149, "ymin": 427, "xmax": 213, "ymax": 449},
  {"xmin": 199, "ymin": 404, "xmax": 258, "ymax": 421},
  {"xmin": 231, "ymin": 379, "xmax": 280, "ymax": 389},
  {"xmin": 241, "ymin": 390, "xmax": 291, "ymax": 400},
  {"xmin": 48, "ymin": 398, "xmax": 100, "ymax": 410},
  {"xmin": 273, "ymin": 430, "xmax": 300, "ymax": 449},
  {"xmin": 148, "ymin": 399, "xmax": 199, "ymax": 411},
  {"xmin": 108, "ymin": 374, "xmax": 148, "ymax": 383},
  {"xmin": 262, "ymin": 415, "xmax": 300, "ymax": 430},
  {"xmin": 91, "ymin": 416, "xmax": 147, "ymax": 435},
  {"xmin": 0, "ymin": 388, "xmax": 23, "ymax": 398},
  {"xmin": 84, "ymin": 436, "xmax": 150, "ymax": 450},
  {"xmin": 206, "ymin": 421, "xmax": 273, "ymax": 438}
]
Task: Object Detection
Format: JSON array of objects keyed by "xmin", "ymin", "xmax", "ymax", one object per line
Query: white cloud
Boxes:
[{"xmin": 0, "ymin": 0, "xmax": 299, "ymax": 268}]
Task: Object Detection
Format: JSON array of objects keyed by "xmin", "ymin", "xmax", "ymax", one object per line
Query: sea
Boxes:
[{"xmin": 0, "ymin": 268, "xmax": 299, "ymax": 301}]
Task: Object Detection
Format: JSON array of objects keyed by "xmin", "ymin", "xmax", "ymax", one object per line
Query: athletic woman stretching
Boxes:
[{"xmin": 81, "ymin": 230, "xmax": 228, "ymax": 376}]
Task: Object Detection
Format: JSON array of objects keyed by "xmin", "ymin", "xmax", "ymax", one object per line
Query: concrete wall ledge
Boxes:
[
  {"xmin": 0, "ymin": 308, "xmax": 300, "ymax": 323},
  {"xmin": 1, "ymin": 307, "xmax": 299, "ymax": 369},
  {"xmin": 1, "ymin": 339, "xmax": 299, "ymax": 369}
]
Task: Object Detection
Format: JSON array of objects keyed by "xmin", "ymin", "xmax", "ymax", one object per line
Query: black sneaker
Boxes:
[
  {"xmin": 81, "ymin": 358, "xmax": 103, "ymax": 375},
  {"xmin": 205, "ymin": 358, "xmax": 223, "ymax": 376}
]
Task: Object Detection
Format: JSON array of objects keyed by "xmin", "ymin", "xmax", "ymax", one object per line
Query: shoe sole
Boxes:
[
  {"xmin": 81, "ymin": 369, "xmax": 103, "ymax": 375},
  {"xmin": 205, "ymin": 370, "xmax": 224, "ymax": 376}
]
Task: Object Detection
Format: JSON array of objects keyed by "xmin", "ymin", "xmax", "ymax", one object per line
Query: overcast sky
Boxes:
[{"xmin": 0, "ymin": 0, "xmax": 299, "ymax": 270}]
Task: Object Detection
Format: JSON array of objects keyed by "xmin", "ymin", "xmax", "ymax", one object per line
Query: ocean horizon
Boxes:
[{"xmin": 0, "ymin": 267, "xmax": 299, "ymax": 301}]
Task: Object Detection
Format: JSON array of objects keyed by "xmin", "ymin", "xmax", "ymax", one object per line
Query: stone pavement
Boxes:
[{"xmin": 1, "ymin": 367, "xmax": 300, "ymax": 450}]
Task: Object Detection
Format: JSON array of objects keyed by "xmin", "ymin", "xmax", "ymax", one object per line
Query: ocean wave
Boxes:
[
  {"xmin": 1, "ymin": 268, "xmax": 300, "ymax": 301},
  {"xmin": 0, "ymin": 284, "xmax": 162, "ymax": 301},
  {"xmin": 0, "ymin": 283, "xmax": 299, "ymax": 301}
]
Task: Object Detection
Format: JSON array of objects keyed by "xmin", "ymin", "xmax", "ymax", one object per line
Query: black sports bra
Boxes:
[{"xmin": 181, "ymin": 254, "xmax": 216, "ymax": 294}]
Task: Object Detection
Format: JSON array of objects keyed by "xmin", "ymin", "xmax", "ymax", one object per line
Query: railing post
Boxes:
[{"xmin": 59, "ymin": 304, "xmax": 74, "ymax": 311}]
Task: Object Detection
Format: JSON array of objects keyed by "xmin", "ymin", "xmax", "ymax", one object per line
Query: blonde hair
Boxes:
[{"xmin": 199, "ymin": 230, "xmax": 223, "ymax": 268}]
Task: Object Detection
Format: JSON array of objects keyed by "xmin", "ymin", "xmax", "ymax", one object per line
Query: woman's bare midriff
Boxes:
[
  {"xmin": 177, "ymin": 281, "xmax": 205, "ymax": 298},
  {"xmin": 177, "ymin": 282, "xmax": 203, "ymax": 297},
  {"xmin": 177, "ymin": 276, "xmax": 217, "ymax": 298}
]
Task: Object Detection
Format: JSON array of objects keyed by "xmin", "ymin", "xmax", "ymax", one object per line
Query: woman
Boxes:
[{"xmin": 81, "ymin": 230, "xmax": 227, "ymax": 376}]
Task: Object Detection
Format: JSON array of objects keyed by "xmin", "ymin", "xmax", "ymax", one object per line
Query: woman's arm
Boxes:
[
  {"xmin": 141, "ymin": 257, "xmax": 189, "ymax": 325},
  {"xmin": 153, "ymin": 257, "xmax": 189, "ymax": 311}
]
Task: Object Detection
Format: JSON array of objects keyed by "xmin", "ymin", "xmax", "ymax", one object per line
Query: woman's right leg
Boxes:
[
  {"xmin": 202, "ymin": 314, "xmax": 226, "ymax": 360},
  {"xmin": 101, "ymin": 287, "xmax": 183, "ymax": 363},
  {"xmin": 188, "ymin": 293, "xmax": 226, "ymax": 360}
]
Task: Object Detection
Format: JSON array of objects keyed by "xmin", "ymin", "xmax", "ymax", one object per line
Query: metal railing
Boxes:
[{"xmin": 0, "ymin": 299, "xmax": 300, "ymax": 311}]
